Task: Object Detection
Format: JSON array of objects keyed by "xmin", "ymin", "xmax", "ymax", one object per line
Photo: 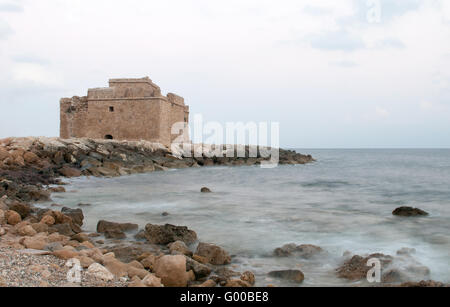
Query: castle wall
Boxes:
[{"xmin": 60, "ymin": 77, "xmax": 189, "ymax": 146}]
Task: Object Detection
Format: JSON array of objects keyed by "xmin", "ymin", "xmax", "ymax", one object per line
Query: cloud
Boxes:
[
  {"xmin": 308, "ymin": 30, "xmax": 366, "ymax": 51},
  {"xmin": 12, "ymin": 55, "xmax": 50, "ymax": 65},
  {"xmin": 303, "ymin": 5, "xmax": 333, "ymax": 16},
  {"xmin": 0, "ymin": 2, "xmax": 24, "ymax": 12},
  {"xmin": 0, "ymin": 18, "xmax": 12, "ymax": 39}
]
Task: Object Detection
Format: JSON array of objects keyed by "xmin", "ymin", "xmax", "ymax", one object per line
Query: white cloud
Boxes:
[
  {"xmin": 375, "ymin": 107, "xmax": 390, "ymax": 118},
  {"xmin": 11, "ymin": 63, "xmax": 62, "ymax": 87}
]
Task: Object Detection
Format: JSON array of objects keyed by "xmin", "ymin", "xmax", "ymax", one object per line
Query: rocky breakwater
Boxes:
[{"xmin": 0, "ymin": 137, "xmax": 314, "ymax": 202}]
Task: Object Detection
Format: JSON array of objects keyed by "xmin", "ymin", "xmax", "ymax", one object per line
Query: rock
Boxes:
[
  {"xmin": 274, "ymin": 243, "xmax": 323, "ymax": 259},
  {"xmin": 9, "ymin": 202, "xmax": 32, "ymax": 219},
  {"xmin": 162, "ymin": 212, "xmax": 169, "ymax": 216},
  {"xmin": 128, "ymin": 276, "xmax": 146, "ymax": 288},
  {"xmin": 154, "ymin": 255, "xmax": 188, "ymax": 287},
  {"xmin": 201, "ymin": 187, "xmax": 212, "ymax": 193},
  {"xmin": 0, "ymin": 209, "xmax": 5, "ymax": 225},
  {"xmin": 23, "ymin": 237, "xmax": 47, "ymax": 250},
  {"xmin": 336, "ymin": 253, "xmax": 393, "ymax": 281},
  {"xmin": 52, "ymin": 249, "xmax": 79, "ymax": 260},
  {"xmin": 77, "ymin": 256, "xmax": 95, "ymax": 269},
  {"xmin": 103, "ymin": 257, "xmax": 129, "ymax": 278},
  {"xmin": 393, "ymin": 207, "xmax": 429, "ymax": 217},
  {"xmin": 185, "ymin": 257, "xmax": 212, "ymax": 279},
  {"xmin": 48, "ymin": 187, "xmax": 66, "ymax": 193},
  {"xmin": 142, "ymin": 274, "xmax": 163, "ymax": 287},
  {"xmin": 192, "ymin": 254, "xmax": 209, "ymax": 265},
  {"xmin": 127, "ymin": 266, "xmax": 149, "ymax": 279},
  {"xmin": 71, "ymin": 233, "xmax": 90, "ymax": 243},
  {"xmin": 397, "ymin": 248, "xmax": 416, "ymax": 256},
  {"xmin": 6, "ymin": 210, "xmax": 21, "ymax": 225},
  {"xmin": 31, "ymin": 223, "xmax": 49, "ymax": 233},
  {"xmin": 268, "ymin": 270, "xmax": 305, "ymax": 283},
  {"xmin": 96, "ymin": 220, "xmax": 138, "ymax": 233},
  {"xmin": 17, "ymin": 225, "xmax": 37, "ymax": 237},
  {"xmin": 23, "ymin": 152, "xmax": 39, "ymax": 163},
  {"xmin": 169, "ymin": 241, "xmax": 192, "ymax": 256},
  {"xmin": 195, "ymin": 242, "xmax": 231, "ymax": 265},
  {"xmin": 240, "ymin": 271, "xmax": 256, "ymax": 285},
  {"xmin": 40, "ymin": 215, "xmax": 55, "ymax": 226},
  {"xmin": 59, "ymin": 167, "xmax": 82, "ymax": 178},
  {"xmin": 128, "ymin": 260, "xmax": 145, "ymax": 270},
  {"xmin": 87, "ymin": 263, "xmax": 115, "ymax": 281},
  {"xmin": 50, "ymin": 223, "xmax": 75, "ymax": 236},
  {"xmin": 143, "ymin": 224, "xmax": 197, "ymax": 245},
  {"xmin": 0, "ymin": 227, "xmax": 6, "ymax": 236},
  {"xmin": 225, "ymin": 279, "xmax": 252, "ymax": 287},
  {"xmin": 196, "ymin": 280, "xmax": 217, "ymax": 288},
  {"xmin": 61, "ymin": 207, "xmax": 84, "ymax": 226},
  {"xmin": 105, "ymin": 229, "xmax": 127, "ymax": 239},
  {"xmin": 44, "ymin": 242, "xmax": 64, "ymax": 252}
]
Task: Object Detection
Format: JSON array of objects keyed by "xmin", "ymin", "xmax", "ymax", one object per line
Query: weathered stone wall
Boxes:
[{"xmin": 60, "ymin": 77, "xmax": 190, "ymax": 146}]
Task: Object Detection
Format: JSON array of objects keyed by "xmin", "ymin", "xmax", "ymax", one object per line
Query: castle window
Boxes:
[
  {"xmin": 109, "ymin": 106, "xmax": 114, "ymax": 112},
  {"xmin": 105, "ymin": 135, "xmax": 114, "ymax": 140}
]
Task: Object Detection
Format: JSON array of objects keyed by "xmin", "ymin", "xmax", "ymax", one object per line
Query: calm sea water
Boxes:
[{"xmin": 44, "ymin": 149, "xmax": 450, "ymax": 286}]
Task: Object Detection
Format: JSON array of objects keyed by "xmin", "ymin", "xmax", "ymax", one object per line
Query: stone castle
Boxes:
[{"xmin": 60, "ymin": 77, "xmax": 189, "ymax": 147}]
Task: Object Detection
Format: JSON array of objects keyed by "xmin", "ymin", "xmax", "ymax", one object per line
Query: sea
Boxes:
[{"xmin": 42, "ymin": 149, "xmax": 450, "ymax": 286}]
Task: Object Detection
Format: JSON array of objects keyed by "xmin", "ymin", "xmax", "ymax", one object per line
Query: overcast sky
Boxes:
[{"xmin": 0, "ymin": 0, "xmax": 449, "ymax": 148}]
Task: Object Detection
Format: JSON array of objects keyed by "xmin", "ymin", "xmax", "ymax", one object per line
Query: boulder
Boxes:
[
  {"xmin": 185, "ymin": 257, "xmax": 212, "ymax": 279},
  {"xmin": 17, "ymin": 224, "xmax": 37, "ymax": 237},
  {"xmin": 59, "ymin": 167, "xmax": 82, "ymax": 177},
  {"xmin": 31, "ymin": 223, "xmax": 49, "ymax": 233},
  {"xmin": 0, "ymin": 209, "xmax": 5, "ymax": 225},
  {"xmin": 225, "ymin": 279, "xmax": 252, "ymax": 287},
  {"xmin": 52, "ymin": 249, "xmax": 79, "ymax": 260},
  {"xmin": 274, "ymin": 243, "xmax": 323, "ymax": 259},
  {"xmin": 87, "ymin": 263, "xmax": 114, "ymax": 281},
  {"xmin": 393, "ymin": 207, "xmax": 429, "ymax": 217},
  {"xmin": 50, "ymin": 223, "xmax": 75, "ymax": 236},
  {"xmin": 23, "ymin": 152, "xmax": 39, "ymax": 164},
  {"xmin": 61, "ymin": 207, "xmax": 84, "ymax": 226},
  {"xmin": 143, "ymin": 224, "xmax": 197, "ymax": 245},
  {"xmin": 40, "ymin": 215, "xmax": 55, "ymax": 226},
  {"xmin": 168, "ymin": 241, "xmax": 192, "ymax": 256},
  {"xmin": 103, "ymin": 257, "xmax": 129, "ymax": 278},
  {"xmin": 268, "ymin": 270, "xmax": 305, "ymax": 283},
  {"xmin": 142, "ymin": 274, "xmax": 163, "ymax": 287},
  {"xmin": 105, "ymin": 229, "xmax": 127, "ymax": 239},
  {"xmin": 195, "ymin": 242, "xmax": 231, "ymax": 265},
  {"xmin": 71, "ymin": 233, "xmax": 90, "ymax": 243},
  {"xmin": 23, "ymin": 237, "xmax": 47, "ymax": 250},
  {"xmin": 154, "ymin": 255, "xmax": 188, "ymax": 287},
  {"xmin": 240, "ymin": 271, "xmax": 256, "ymax": 285},
  {"xmin": 201, "ymin": 187, "xmax": 212, "ymax": 193},
  {"xmin": 97, "ymin": 220, "xmax": 138, "ymax": 233},
  {"xmin": 9, "ymin": 202, "xmax": 32, "ymax": 219},
  {"xmin": 336, "ymin": 253, "xmax": 393, "ymax": 281},
  {"xmin": 6, "ymin": 210, "xmax": 21, "ymax": 225}
]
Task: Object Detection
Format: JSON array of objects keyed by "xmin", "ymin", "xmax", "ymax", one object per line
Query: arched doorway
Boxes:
[{"xmin": 105, "ymin": 135, "xmax": 113, "ymax": 140}]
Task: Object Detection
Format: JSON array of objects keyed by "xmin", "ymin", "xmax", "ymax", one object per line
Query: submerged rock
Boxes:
[
  {"xmin": 393, "ymin": 207, "xmax": 429, "ymax": 217},
  {"xmin": 273, "ymin": 243, "xmax": 324, "ymax": 259},
  {"xmin": 268, "ymin": 270, "xmax": 304, "ymax": 283}
]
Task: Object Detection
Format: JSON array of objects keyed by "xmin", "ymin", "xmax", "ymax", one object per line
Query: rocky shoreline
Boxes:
[{"xmin": 0, "ymin": 137, "xmax": 448, "ymax": 287}]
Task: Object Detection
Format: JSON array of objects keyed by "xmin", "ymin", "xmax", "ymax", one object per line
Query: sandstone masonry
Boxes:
[{"xmin": 60, "ymin": 77, "xmax": 189, "ymax": 146}]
